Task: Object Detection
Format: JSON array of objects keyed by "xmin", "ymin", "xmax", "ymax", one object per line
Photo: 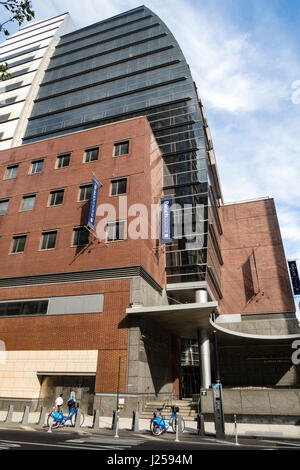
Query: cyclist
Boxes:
[{"xmin": 55, "ymin": 393, "xmax": 63, "ymax": 412}]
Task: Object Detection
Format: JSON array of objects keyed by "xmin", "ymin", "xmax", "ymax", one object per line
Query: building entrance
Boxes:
[{"xmin": 38, "ymin": 374, "xmax": 95, "ymax": 415}]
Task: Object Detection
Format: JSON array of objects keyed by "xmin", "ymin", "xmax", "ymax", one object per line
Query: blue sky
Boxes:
[{"xmin": 1, "ymin": 0, "xmax": 300, "ymax": 313}]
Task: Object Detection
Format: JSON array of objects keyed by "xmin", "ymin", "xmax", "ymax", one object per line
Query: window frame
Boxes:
[
  {"xmin": 72, "ymin": 226, "xmax": 90, "ymax": 247},
  {"xmin": 78, "ymin": 183, "xmax": 93, "ymax": 202},
  {"xmin": 48, "ymin": 188, "xmax": 64, "ymax": 207},
  {"xmin": 20, "ymin": 194, "xmax": 36, "ymax": 211},
  {"xmin": 106, "ymin": 220, "xmax": 126, "ymax": 242},
  {"xmin": 113, "ymin": 140, "xmax": 130, "ymax": 157},
  {"xmin": 56, "ymin": 153, "xmax": 71, "ymax": 169},
  {"xmin": 10, "ymin": 234, "xmax": 27, "ymax": 254},
  {"xmin": 30, "ymin": 158, "xmax": 44, "ymax": 175},
  {"xmin": 84, "ymin": 146, "xmax": 99, "ymax": 163},
  {"xmin": 110, "ymin": 177, "xmax": 127, "ymax": 196},
  {"xmin": 0, "ymin": 198, "xmax": 9, "ymax": 215},
  {"xmin": 5, "ymin": 164, "xmax": 19, "ymax": 180},
  {"xmin": 40, "ymin": 230, "xmax": 57, "ymax": 251}
]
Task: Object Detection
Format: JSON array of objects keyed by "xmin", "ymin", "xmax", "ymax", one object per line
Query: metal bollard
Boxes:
[
  {"xmin": 37, "ymin": 407, "xmax": 46, "ymax": 426},
  {"xmin": 21, "ymin": 405, "xmax": 30, "ymax": 425},
  {"xmin": 74, "ymin": 409, "xmax": 82, "ymax": 429},
  {"xmin": 114, "ymin": 410, "xmax": 119, "ymax": 439},
  {"xmin": 234, "ymin": 414, "xmax": 239, "ymax": 446},
  {"xmin": 131, "ymin": 410, "xmax": 139, "ymax": 432},
  {"xmin": 197, "ymin": 413, "xmax": 205, "ymax": 436},
  {"xmin": 5, "ymin": 405, "xmax": 14, "ymax": 423},
  {"xmin": 92, "ymin": 409, "xmax": 100, "ymax": 429},
  {"xmin": 112, "ymin": 410, "xmax": 118, "ymax": 431}
]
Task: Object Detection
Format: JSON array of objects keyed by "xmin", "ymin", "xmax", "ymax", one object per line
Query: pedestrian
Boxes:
[
  {"xmin": 67, "ymin": 388, "xmax": 76, "ymax": 412},
  {"xmin": 55, "ymin": 393, "xmax": 63, "ymax": 412}
]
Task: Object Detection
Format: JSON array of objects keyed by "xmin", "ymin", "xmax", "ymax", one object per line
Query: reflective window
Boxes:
[
  {"xmin": 56, "ymin": 153, "xmax": 70, "ymax": 168},
  {"xmin": 73, "ymin": 226, "xmax": 90, "ymax": 246},
  {"xmin": 114, "ymin": 141, "xmax": 129, "ymax": 157},
  {"xmin": 49, "ymin": 189, "xmax": 64, "ymax": 206},
  {"xmin": 107, "ymin": 220, "xmax": 125, "ymax": 241},
  {"xmin": 111, "ymin": 178, "xmax": 127, "ymax": 195},
  {"xmin": 84, "ymin": 147, "xmax": 99, "ymax": 162},
  {"xmin": 0, "ymin": 199, "xmax": 9, "ymax": 215},
  {"xmin": 41, "ymin": 231, "xmax": 57, "ymax": 250},
  {"xmin": 21, "ymin": 194, "xmax": 36, "ymax": 211},
  {"xmin": 11, "ymin": 234, "xmax": 27, "ymax": 253},
  {"xmin": 31, "ymin": 159, "xmax": 44, "ymax": 174},
  {"xmin": 6, "ymin": 164, "xmax": 18, "ymax": 179},
  {"xmin": 79, "ymin": 184, "xmax": 92, "ymax": 201}
]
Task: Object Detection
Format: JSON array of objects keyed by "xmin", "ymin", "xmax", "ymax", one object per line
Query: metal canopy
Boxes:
[{"xmin": 126, "ymin": 301, "xmax": 219, "ymax": 338}]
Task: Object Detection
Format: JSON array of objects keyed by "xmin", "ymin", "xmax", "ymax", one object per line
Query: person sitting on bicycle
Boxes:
[{"xmin": 55, "ymin": 393, "xmax": 63, "ymax": 413}]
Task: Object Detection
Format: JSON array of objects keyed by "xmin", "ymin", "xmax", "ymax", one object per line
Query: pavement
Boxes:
[{"xmin": 1, "ymin": 410, "xmax": 300, "ymax": 441}]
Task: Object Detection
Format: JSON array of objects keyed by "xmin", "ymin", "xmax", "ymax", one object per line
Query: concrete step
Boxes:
[{"xmin": 140, "ymin": 400, "xmax": 199, "ymax": 421}]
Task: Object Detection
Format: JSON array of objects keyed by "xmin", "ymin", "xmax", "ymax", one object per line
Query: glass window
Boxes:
[
  {"xmin": 84, "ymin": 147, "xmax": 99, "ymax": 162},
  {"xmin": 73, "ymin": 226, "xmax": 89, "ymax": 246},
  {"xmin": 31, "ymin": 159, "xmax": 44, "ymax": 174},
  {"xmin": 79, "ymin": 184, "xmax": 92, "ymax": 201},
  {"xmin": 56, "ymin": 153, "xmax": 70, "ymax": 168},
  {"xmin": 107, "ymin": 220, "xmax": 125, "ymax": 242},
  {"xmin": 41, "ymin": 231, "xmax": 57, "ymax": 250},
  {"xmin": 111, "ymin": 178, "xmax": 127, "ymax": 196},
  {"xmin": 11, "ymin": 235, "xmax": 27, "ymax": 253},
  {"xmin": 0, "ymin": 199, "xmax": 9, "ymax": 215},
  {"xmin": 114, "ymin": 140, "xmax": 129, "ymax": 157},
  {"xmin": 49, "ymin": 189, "xmax": 64, "ymax": 206},
  {"xmin": 0, "ymin": 300, "xmax": 48, "ymax": 317},
  {"xmin": 21, "ymin": 194, "xmax": 36, "ymax": 211},
  {"xmin": 6, "ymin": 164, "xmax": 18, "ymax": 179}
]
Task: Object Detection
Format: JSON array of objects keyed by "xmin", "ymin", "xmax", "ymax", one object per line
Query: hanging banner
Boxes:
[
  {"xmin": 288, "ymin": 260, "xmax": 300, "ymax": 296},
  {"xmin": 161, "ymin": 196, "xmax": 172, "ymax": 244},
  {"xmin": 87, "ymin": 176, "xmax": 100, "ymax": 230}
]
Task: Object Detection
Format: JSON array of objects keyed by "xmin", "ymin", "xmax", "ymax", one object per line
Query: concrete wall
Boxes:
[{"xmin": 198, "ymin": 388, "xmax": 300, "ymax": 424}]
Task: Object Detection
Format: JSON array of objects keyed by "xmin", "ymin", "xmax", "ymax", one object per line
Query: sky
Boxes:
[{"xmin": 1, "ymin": 0, "xmax": 300, "ymax": 314}]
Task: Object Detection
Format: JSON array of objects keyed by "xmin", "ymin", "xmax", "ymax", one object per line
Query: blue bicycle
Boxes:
[
  {"xmin": 150, "ymin": 405, "xmax": 185, "ymax": 436},
  {"xmin": 47, "ymin": 405, "xmax": 84, "ymax": 429}
]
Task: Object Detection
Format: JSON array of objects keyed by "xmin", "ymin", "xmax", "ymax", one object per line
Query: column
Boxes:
[{"xmin": 196, "ymin": 289, "xmax": 211, "ymax": 389}]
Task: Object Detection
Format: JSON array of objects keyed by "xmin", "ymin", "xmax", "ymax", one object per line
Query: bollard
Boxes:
[
  {"xmin": 114, "ymin": 410, "xmax": 119, "ymax": 439},
  {"xmin": 92, "ymin": 409, "xmax": 100, "ymax": 429},
  {"xmin": 131, "ymin": 410, "xmax": 139, "ymax": 432},
  {"xmin": 234, "ymin": 414, "xmax": 239, "ymax": 446},
  {"xmin": 21, "ymin": 405, "xmax": 30, "ymax": 425},
  {"xmin": 5, "ymin": 405, "xmax": 14, "ymax": 423},
  {"xmin": 112, "ymin": 410, "xmax": 118, "ymax": 431},
  {"xmin": 74, "ymin": 409, "xmax": 82, "ymax": 429},
  {"xmin": 197, "ymin": 413, "xmax": 205, "ymax": 436},
  {"xmin": 37, "ymin": 407, "xmax": 46, "ymax": 426},
  {"xmin": 175, "ymin": 414, "xmax": 180, "ymax": 442}
]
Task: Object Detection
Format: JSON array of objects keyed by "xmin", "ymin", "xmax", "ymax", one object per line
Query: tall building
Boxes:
[
  {"xmin": 0, "ymin": 13, "xmax": 74, "ymax": 150},
  {"xmin": 0, "ymin": 6, "xmax": 299, "ymax": 421}
]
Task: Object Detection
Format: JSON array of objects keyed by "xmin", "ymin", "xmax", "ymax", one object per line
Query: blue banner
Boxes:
[
  {"xmin": 161, "ymin": 196, "xmax": 172, "ymax": 244},
  {"xmin": 288, "ymin": 260, "xmax": 300, "ymax": 296},
  {"xmin": 87, "ymin": 176, "xmax": 100, "ymax": 230}
]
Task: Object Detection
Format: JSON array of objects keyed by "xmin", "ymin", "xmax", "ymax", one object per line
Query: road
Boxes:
[{"xmin": 0, "ymin": 427, "xmax": 299, "ymax": 464}]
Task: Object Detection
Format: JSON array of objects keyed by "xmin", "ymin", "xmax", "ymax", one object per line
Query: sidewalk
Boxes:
[{"xmin": 1, "ymin": 410, "xmax": 300, "ymax": 440}]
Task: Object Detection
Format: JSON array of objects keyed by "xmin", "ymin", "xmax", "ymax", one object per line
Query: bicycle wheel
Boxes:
[
  {"xmin": 70, "ymin": 411, "xmax": 85, "ymax": 427},
  {"xmin": 171, "ymin": 416, "xmax": 185, "ymax": 433},
  {"xmin": 47, "ymin": 414, "xmax": 60, "ymax": 429},
  {"xmin": 150, "ymin": 421, "xmax": 164, "ymax": 436}
]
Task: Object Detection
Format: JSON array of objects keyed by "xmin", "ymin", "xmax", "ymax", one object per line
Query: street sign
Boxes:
[
  {"xmin": 288, "ymin": 261, "xmax": 300, "ymax": 295},
  {"xmin": 161, "ymin": 196, "xmax": 172, "ymax": 244}
]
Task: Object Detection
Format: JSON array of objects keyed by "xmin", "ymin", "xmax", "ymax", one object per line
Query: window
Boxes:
[
  {"xmin": 107, "ymin": 220, "xmax": 125, "ymax": 242},
  {"xmin": 21, "ymin": 194, "xmax": 36, "ymax": 211},
  {"xmin": 11, "ymin": 234, "xmax": 27, "ymax": 253},
  {"xmin": 84, "ymin": 147, "xmax": 99, "ymax": 162},
  {"xmin": 5, "ymin": 164, "xmax": 18, "ymax": 179},
  {"xmin": 41, "ymin": 230, "xmax": 57, "ymax": 250},
  {"xmin": 49, "ymin": 189, "xmax": 64, "ymax": 207},
  {"xmin": 0, "ymin": 199, "xmax": 9, "ymax": 215},
  {"xmin": 30, "ymin": 159, "xmax": 44, "ymax": 174},
  {"xmin": 114, "ymin": 140, "xmax": 129, "ymax": 157},
  {"xmin": 72, "ymin": 226, "xmax": 89, "ymax": 246},
  {"xmin": 79, "ymin": 183, "xmax": 92, "ymax": 201},
  {"xmin": 56, "ymin": 153, "xmax": 70, "ymax": 168},
  {"xmin": 111, "ymin": 178, "xmax": 127, "ymax": 196},
  {"xmin": 0, "ymin": 300, "xmax": 48, "ymax": 317}
]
